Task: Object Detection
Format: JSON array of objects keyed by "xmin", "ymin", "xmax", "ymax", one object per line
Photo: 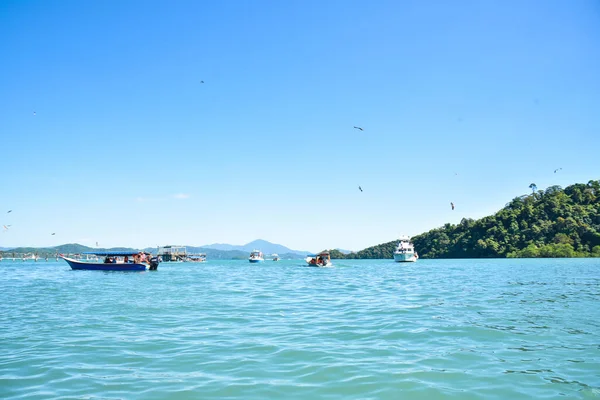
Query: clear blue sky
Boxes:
[{"xmin": 1, "ymin": 0, "xmax": 599, "ymax": 252}]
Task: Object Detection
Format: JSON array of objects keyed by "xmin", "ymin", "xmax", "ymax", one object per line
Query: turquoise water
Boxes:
[{"xmin": 1, "ymin": 258, "xmax": 599, "ymax": 399}]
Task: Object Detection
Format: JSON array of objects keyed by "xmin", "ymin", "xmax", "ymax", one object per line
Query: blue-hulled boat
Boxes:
[
  {"xmin": 248, "ymin": 250, "xmax": 264, "ymax": 263},
  {"xmin": 61, "ymin": 251, "xmax": 160, "ymax": 271}
]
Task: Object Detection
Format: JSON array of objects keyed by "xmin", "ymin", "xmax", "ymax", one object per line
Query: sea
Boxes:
[{"xmin": 0, "ymin": 258, "xmax": 599, "ymax": 399}]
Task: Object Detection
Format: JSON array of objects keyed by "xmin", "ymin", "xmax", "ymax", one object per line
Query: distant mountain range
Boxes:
[
  {"xmin": 0, "ymin": 239, "xmax": 311, "ymax": 260},
  {"xmin": 201, "ymin": 239, "xmax": 310, "ymax": 257}
]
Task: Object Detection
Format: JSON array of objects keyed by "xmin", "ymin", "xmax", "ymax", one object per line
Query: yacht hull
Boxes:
[{"xmin": 393, "ymin": 253, "xmax": 418, "ymax": 262}]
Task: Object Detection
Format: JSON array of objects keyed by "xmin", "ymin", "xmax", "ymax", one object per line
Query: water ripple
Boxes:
[{"xmin": 1, "ymin": 258, "xmax": 599, "ymax": 399}]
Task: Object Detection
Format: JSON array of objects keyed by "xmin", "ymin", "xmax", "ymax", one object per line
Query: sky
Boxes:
[{"xmin": 1, "ymin": 0, "xmax": 599, "ymax": 252}]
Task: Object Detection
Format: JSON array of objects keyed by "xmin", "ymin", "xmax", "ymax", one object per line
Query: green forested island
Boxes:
[{"xmin": 336, "ymin": 180, "xmax": 600, "ymax": 259}]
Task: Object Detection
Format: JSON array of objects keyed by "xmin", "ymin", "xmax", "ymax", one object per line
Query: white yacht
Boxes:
[
  {"xmin": 249, "ymin": 250, "xmax": 264, "ymax": 263},
  {"xmin": 393, "ymin": 236, "xmax": 418, "ymax": 262}
]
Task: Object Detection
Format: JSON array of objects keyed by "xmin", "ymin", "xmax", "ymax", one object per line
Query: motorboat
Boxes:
[
  {"xmin": 305, "ymin": 251, "xmax": 332, "ymax": 267},
  {"xmin": 393, "ymin": 236, "xmax": 418, "ymax": 262},
  {"xmin": 271, "ymin": 253, "xmax": 280, "ymax": 261},
  {"xmin": 61, "ymin": 251, "xmax": 160, "ymax": 271},
  {"xmin": 249, "ymin": 250, "xmax": 264, "ymax": 263}
]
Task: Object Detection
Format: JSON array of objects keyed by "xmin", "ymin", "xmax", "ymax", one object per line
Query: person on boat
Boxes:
[
  {"xmin": 124, "ymin": 256, "xmax": 129, "ymax": 263},
  {"xmin": 133, "ymin": 253, "xmax": 141, "ymax": 264},
  {"xmin": 140, "ymin": 252, "xmax": 147, "ymax": 263},
  {"xmin": 310, "ymin": 258, "xmax": 317, "ymax": 265}
]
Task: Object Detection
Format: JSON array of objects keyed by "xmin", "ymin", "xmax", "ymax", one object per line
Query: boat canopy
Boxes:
[
  {"xmin": 82, "ymin": 251, "xmax": 150, "ymax": 256},
  {"xmin": 307, "ymin": 251, "xmax": 330, "ymax": 257}
]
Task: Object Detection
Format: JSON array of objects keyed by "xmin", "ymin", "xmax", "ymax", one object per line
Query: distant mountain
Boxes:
[
  {"xmin": 201, "ymin": 239, "xmax": 309, "ymax": 257},
  {"xmin": 142, "ymin": 243, "xmax": 306, "ymax": 260},
  {"xmin": 335, "ymin": 248, "xmax": 354, "ymax": 255},
  {"xmin": 0, "ymin": 242, "xmax": 306, "ymax": 260},
  {"xmin": 199, "ymin": 243, "xmax": 240, "ymax": 251}
]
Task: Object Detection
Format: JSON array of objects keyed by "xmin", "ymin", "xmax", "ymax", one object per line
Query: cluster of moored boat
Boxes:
[{"xmin": 58, "ymin": 236, "xmax": 418, "ymax": 271}]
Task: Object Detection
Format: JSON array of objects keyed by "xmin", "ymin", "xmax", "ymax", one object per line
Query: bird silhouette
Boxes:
[
  {"xmin": 33, "ymin": 111, "xmax": 36, "ymax": 116},
  {"xmin": 554, "ymin": 168, "xmax": 562, "ymax": 173},
  {"xmin": 451, "ymin": 202, "xmax": 455, "ymax": 210},
  {"xmin": 353, "ymin": 126, "xmax": 364, "ymax": 131},
  {"xmin": 7, "ymin": 210, "xmax": 12, "ymax": 213},
  {"xmin": 358, "ymin": 186, "xmax": 363, "ymax": 192},
  {"xmin": 3, "ymin": 225, "xmax": 9, "ymax": 230},
  {"xmin": 51, "ymin": 233, "xmax": 56, "ymax": 235},
  {"xmin": 200, "ymin": 81, "xmax": 204, "ymax": 83}
]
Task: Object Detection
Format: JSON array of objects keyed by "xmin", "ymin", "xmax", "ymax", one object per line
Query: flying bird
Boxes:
[
  {"xmin": 200, "ymin": 81, "xmax": 204, "ymax": 83},
  {"xmin": 451, "ymin": 202, "xmax": 455, "ymax": 210},
  {"xmin": 353, "ymin": 126, "xmax": 364, "ymax": 131},
  {"xmin": 554, "ymin": 168, "xmax": 562, "ymax": 173},
  {"xmin": 51, "ymin": 233, "xmax": 56, "ymax": 235},
  {"xmin": 7, "ymin": 210, "xmax": 12, "ymax": 213},
  {"xmin": 358, "ymin": 186, "xmax": 363, "ymax": 192},
  {"xmin": 33, "ymin": 111, "xmax": 36, "ymax": 116},
  {"xmin": 3, "ymin": 225, "xmax": 9, "ymax": 230}
]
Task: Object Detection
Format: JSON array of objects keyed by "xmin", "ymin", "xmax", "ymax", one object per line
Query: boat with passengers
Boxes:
[
  {"xmin": 393, "ymin": 236, "xmax": 418, "ymax": 262},
  {"xmin": 61, "ymin": 251, "xmax": 160, "ymax": 271},
  {"xmin": 305, "ymin": 251, "xmax": 332, "ymax": 267},
  {"xmin": 249, "ymin": 250, "xmax": 264, "ymax": 263}
]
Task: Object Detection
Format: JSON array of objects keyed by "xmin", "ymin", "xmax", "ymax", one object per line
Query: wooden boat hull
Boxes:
[{"xmin": 61, "ymin": 257, "xmax": 154, "ymax": 271}]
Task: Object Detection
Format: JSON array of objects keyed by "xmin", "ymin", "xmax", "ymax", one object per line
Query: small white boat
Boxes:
[
  {"xmin": 305, "ymin": 251, "xmax": 332, "ymax": 267},
  {"xmin": 393, "ymin": 236, "xmax": 418, "ymax": 262},
  {"xmin": 249, "ymin": 250, "xmax": 264, "ymax": 263},
  {"xmin": 271, "ymin": 253, "xmax": 280, "ymax": 261}
]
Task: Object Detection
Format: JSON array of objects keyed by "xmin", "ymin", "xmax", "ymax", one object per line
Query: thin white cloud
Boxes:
[{"xmin": 172, "ymin": 193, "xmax": 190, "ymax": 200}]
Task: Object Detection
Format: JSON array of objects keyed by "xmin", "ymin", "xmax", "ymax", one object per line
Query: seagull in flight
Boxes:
[
  {"xmin": 554, "ymin": 168, "xmax": 562, "ymax": 173},
  {"xmin": 200, "ymin": 80, "xmax": 204, "ymax": 83},
  {"xmin": 358, "ymin": 186, "xmax": 363, "ymax": 192},
  {"xmin": 451, "ymin": 202, "xmax": 455, "ymax": 210},
  {"xmin": 51, "ymin": 233, "xmax": 56, "ymax": 235},
  {"xmin": 353, "ymin": 126, "xmax": 364, "ymax": 131},
  {"xmin": 3, "ymin": 225, "xmax": 9, "ymax": 230},
  {"xmin": 7, "ymin": 210, "xmax": 12, "ymax": 213}
]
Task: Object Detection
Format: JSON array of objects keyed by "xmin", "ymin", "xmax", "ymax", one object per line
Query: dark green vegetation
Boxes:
[{"xmin": 332, "ymin": 180, "xmax": 600, "ymax": 259}]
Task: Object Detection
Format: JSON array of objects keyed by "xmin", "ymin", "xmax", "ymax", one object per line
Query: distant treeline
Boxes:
[{"xmin": 327, "ymin": 180, "xmax": 600, "ymax": 259}]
